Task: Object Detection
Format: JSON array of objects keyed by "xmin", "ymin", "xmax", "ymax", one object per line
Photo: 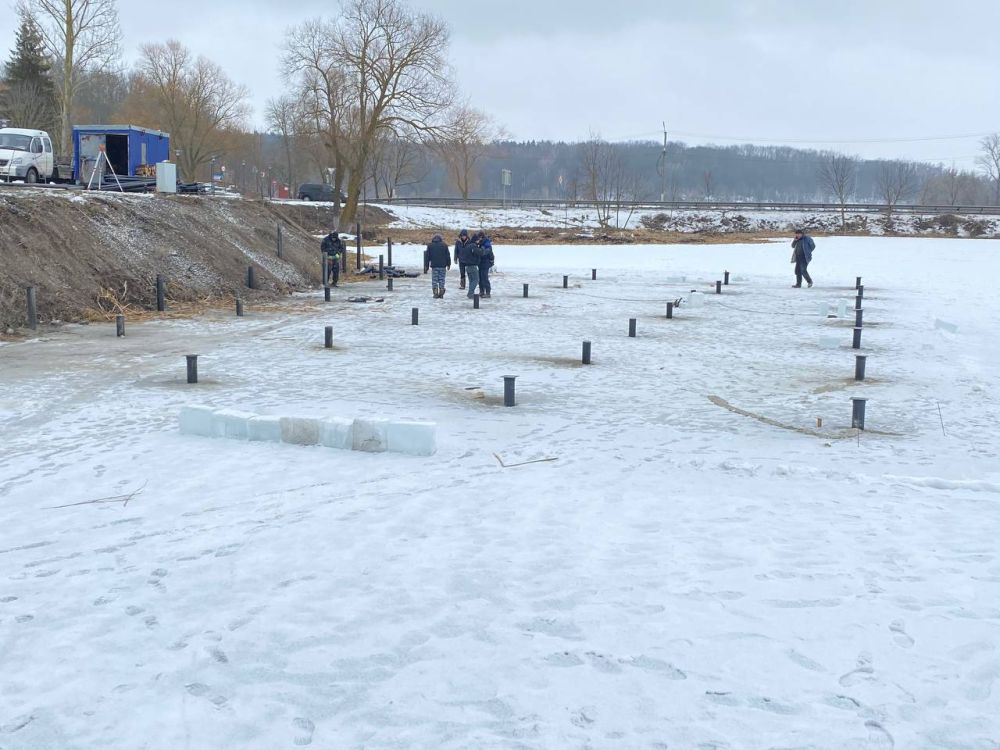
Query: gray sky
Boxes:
[{"xmin": 18, "ymin": 0, "xmax": 1000, "ymax": 165}]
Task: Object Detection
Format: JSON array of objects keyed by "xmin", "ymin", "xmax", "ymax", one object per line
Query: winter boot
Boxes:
[
  {"xmin": 440, "ymin": 287, "xmax": 446, "ymax": 298},
  {"xmin": 432, "ymin": 287, "xmax": 440, "ymax": 298},
  {"xmin": 459, "ymin": 278, "xmax": 466, "ymax": 290}
]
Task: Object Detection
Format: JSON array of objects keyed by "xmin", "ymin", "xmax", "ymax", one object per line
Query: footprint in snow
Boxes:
[
  {"xmin": 293, "ymin": 717, "xmax": 315, "ymax": 746},
  {"xmin": 865, "ymin": 720, "xmax": 895, "ymax": 748},
  {"xmin": 889, "ymin": 619, "xmax": 914, "ymax": 648},
  {"xmin": 839, "ymin": 652, "xmax": 875, "ymax": 687}
]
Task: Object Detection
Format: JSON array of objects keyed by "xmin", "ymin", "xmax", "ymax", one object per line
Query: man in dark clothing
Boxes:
[
  {"xmin": 425, "ymin": 234, "xmax": 451, "ymax": 298},
  {"xmin": 476, "ymin": 231, "xmax": 494, "ymax": 298},
  {"xmin": 454, "ymin": 229, "xmax": 474, "ymax": 289},
  {"xmin": 455, "ymin": 228, "xmax": 482, "ymax": 298},
  {"xmin": 790, "ymin": 229, "xmax": 815, "ymax": 288},
  {"xmin": 321, "ymin": 231, "xmax": 346, "ymax": 286}
]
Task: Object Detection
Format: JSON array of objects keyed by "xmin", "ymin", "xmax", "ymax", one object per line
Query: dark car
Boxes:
[{"xmin": 297, "ymin": 183, "xmax": 344, "ymax": 203}]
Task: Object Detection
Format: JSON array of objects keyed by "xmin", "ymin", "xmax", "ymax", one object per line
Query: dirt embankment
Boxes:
[{"xmin": 0, "ymin": 190, "xmax": 335, "ymax": 330}]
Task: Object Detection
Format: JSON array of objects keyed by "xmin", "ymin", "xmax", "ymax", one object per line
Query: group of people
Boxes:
[{"xmin": 424, "ymin": 229, "xmax": 494, "ymax": 299}]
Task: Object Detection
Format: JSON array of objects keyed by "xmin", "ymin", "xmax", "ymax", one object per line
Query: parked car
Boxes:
[
  {"xmin": 297, "ymin": 183, "xmax": 344, "ymax": 203},
  {"xmin": 0, "ymin": 128, "xmax": 56, "ymax": 183}
]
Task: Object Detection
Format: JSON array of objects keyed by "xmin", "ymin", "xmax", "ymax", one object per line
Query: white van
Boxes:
[{"xmin": 0, "ymin": 128, "xmax": 56, "ymax": 183}]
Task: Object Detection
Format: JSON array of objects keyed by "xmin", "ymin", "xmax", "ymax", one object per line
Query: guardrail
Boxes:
[{"xmin": 376, "ymin": 197, "xmax": 1000, "ymax": 216}]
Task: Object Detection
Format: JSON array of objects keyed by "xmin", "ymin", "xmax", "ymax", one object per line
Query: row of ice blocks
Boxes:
[{"xmin": 179, "ymin": 406, "xmax": 436, "ymax": 456}]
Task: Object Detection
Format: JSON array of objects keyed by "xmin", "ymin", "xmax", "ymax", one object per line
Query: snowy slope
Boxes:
[{"xmin": 1, "ymin": 237, "xmax": 999, "ymax": 749}]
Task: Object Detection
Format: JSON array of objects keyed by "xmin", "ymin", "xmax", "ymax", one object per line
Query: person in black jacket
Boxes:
[
  {"xmin": 790, "ymin": 229, "xmax": 815, "ymax": 288},
  {"xmin": 455, "ymin": 229, "xmax": 482, "ymax": 298},
  {"xmin": 454, "ymin": 228, "xmax": 473, "ymax": 289},
  {"xmin": 476, "ymin": 231, "xmax": 494, "ymax": 298},
  {"xmin": 320, "ymin": 231, "xmax": 345, "ymax": 286},
  {"xmin": 425, "ymin": 234, "xmax": 451, "ymax": 298}
]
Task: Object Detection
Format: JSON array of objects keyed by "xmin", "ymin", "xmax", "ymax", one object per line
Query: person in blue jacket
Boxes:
[
  {"xmin": 455, "ymin": 228, "xmax": 482, "ymax": 298},
  {"xmin": 476, "ymin": 231, "xmax": 494, "ymax": 298},
  {"xmin": 454, "ymin": 229, "xmax": 473, "ymax": 289},
  {"xmin": 790, "ymin": 229, "xmax": 815, "ymax": 288}
]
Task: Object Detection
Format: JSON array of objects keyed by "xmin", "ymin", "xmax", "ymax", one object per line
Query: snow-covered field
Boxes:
[{"xmin": 2, "ymin": 237, "xmax": 999, "ymax": 749}]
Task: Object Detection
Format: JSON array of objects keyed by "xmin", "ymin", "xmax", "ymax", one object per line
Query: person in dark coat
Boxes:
[
  {"xmin": 455, "ymin": 228, "xmax": 482, "ymax": 298},
  {"xmin": 790, "ymin": 229, "xmax": 815, "ymax": 288},
  {"xmin": 425, "ymin": 234, "xmax": 451, "ymax": 298},
  {"xmin": 321, "ymin": 231, "xmax": 346, "ymax": 286},
  {"xmin": 454, "ymin": 228, "xmax": 474, "ymax": 289},
  {"xmin": 476, "ymin": 231, "xmax": 494, "ymax": 298}
]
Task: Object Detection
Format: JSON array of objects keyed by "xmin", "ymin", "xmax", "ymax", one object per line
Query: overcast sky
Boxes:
[{"xmin": 16, "ymin": 0, "xmax": 1000, "ymax": 165}]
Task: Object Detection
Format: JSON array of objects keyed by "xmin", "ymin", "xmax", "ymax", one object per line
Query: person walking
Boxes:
[
  {"xmin": 790, "ymin": 229, "xmax": 815, "ymax": 288},
  {"xmin": 476, "ymin": 231, "xmax": 494, "ymax": 298},
  {"xmin": 321, "ymin": 230, "xmax": 345, "ymax": 286},
  {"xmin": 455, "ymin": 228, "xmax": 482, "ymax": 298},
  {"xmin": 454, "ymin": 229, "xmax": 474, "ymax": 290},
  {"xmin": 425, "ymin": 233, "xmax": 451, "ymax": 298}
]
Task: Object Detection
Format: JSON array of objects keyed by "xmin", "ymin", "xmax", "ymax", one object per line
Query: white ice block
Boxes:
[
  {"xmin": 212, "ymin": 409, "xmax": 254, "ymax": 440},
  {"xmin": 687, "ymin": 291, "xmax": 704, "ymax": 309},
  {"xmin": 352, "ymin": 418, "xmax": 390, "ymax": 453},
  {"xmin": 817, "ymin": 302, "xmax": 831, "ymax": 317},
  {"xmin": 320, "ymin": 417, "xmax": 354, "ymax": 450},
  {"xmin": 387, "ymin": 421, "xmax": 437, "ymax": 456},
  {"xmin": 247, "ymin": 415, "xmax": 282, "ymax": 443},
  {"xmin": 934, "ymin": 318, "xmax": 959, "ymax": 334},
  {"xmin": 179, "ymin": 405, "xmax": 215, "ymax": 437},
  {"xmin": 666, "ymin": 276, "xmax": 687, "ymax": 283},
  {"xmin": 280, "ymin": 416, "xmax": 320, "ymax": 446},
  {"xmin": 837, "ymin": 299, "xmax": 850, "ymax": 318}
]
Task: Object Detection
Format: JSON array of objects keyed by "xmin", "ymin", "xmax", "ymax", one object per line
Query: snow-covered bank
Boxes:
[{"xmin": 1, "ymin": 237, "xmax": 999, "ymax": 748}]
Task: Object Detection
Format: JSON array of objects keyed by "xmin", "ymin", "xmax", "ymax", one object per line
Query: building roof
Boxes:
[{"xmin": 73, "ymin": 125, "xmax": 170, "ymax": 138}]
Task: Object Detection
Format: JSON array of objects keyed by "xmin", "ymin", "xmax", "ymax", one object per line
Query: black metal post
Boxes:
[
  {"xmin": 325, "ymin": 326, "xmax": 333, "ymax": 349},
  {"xmin": 156, "ymin": 275, "xmax": 166, "ymax": 312},
  {"xmin": 276, "ymin": 222, "xmax": 283, "ymax": 258},
  {"xmin": 387, "ymin": 237, "xmax": 393, "ymax": 267},
  {"xmin": 523, "ymin": 283, "xmax": 529, "ymax": 298},
  {"xmin": 851, "ymin": 397, "xmax": 868, "ymax": 430},
  {"xmin": 387, "ymin": 277, "xmax": 393, "ymax": 291},
  {"xmin": 236, "ymin": 298, "xmax": 244, "ymax": 316},
  {"xmin": 855, "ymin": 308, "xmax": 864, "ymax": 328},
  {"xmin": 855, "ymin": 355, "xmax": 867, "ymax": 381},
  {"xmin": 563, "ymin": 275, "xmax": 568, "ymax": 289},
  {"xmin": 247, "ymin": 266, "xmax": 256, "ymax": 289},
  {"xmin": 411, "ymin": 307, "xmax": 419, "ymax": 325},
  {"xmin": 378, "ymin": 254, "xmax": 385, "ymax": 280},
  {"xmin": 628, "ymin": 318, "xmax": 637, "ymax": 337},
  {"xmin": 857, "ymin": 284, "xmax": 864, "ymax": 300},
  {"xmin": 666, "ymin": 301, "xmax": 674, "ymax": 319},
  {"xmin": 186, "ymin": 355, "xmax": 198, "ymax": 384},
  {"xmin": 116, "ymin": 314, "xmax": 125, "ymax": 337},
  {"xmin": 26, "ymin": 286, "xmax": 37, "ymax": 329},
  {"xmin": 591, "ymin": 268, "xmax": 597, "ymax": 280},
  {"xmin": 724, "ymin": 270, "xmax": 730, "ymax": 285},
  {"xmin": 582, "ymin": 341, "xmax": 591, "ymax": 364},
  {"xmin": 856, "ymin": 276, "xmax": 862, "ymax": 290},
  {"xmin": 716, "ymin": 280, "xmax": 722, "ymax": 294},
  {"xmin": 503, "ymin": 376, "xmax": 517, "ymax": 407},
  {"xmin": 473, "ymin": 294, "xmax": 480, "ymax": 309},
  {"xmin": 855, "ymin": 294, "xmax": 863, "ymax": 310},
  {"xmin": 355, "ymin": 222, "xmax": 361, "ymax": 270},
  {"xmin": 852, "ymin": 327, "xmax": 863, "ymax": 350},
  {"xmin": 324, "ymin": 286, "xmax": 331, "ymax": 302}
]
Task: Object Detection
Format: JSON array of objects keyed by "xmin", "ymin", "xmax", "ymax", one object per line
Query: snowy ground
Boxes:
[{"xmin": 2, "ymin": 237, "xmax": 999, "ymax": 749}]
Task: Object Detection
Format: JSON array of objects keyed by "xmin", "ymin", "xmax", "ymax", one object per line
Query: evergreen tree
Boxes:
[{"xmin": 1, "ymin": 8, "xmax": 57, "ymax": 131}]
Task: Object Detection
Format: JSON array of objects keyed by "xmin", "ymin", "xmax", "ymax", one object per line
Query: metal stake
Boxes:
[
  {"xmin": 116, "ymin": 314, "xmax": 125, "ymax": 337},
  {"xmin": 473, "ymin": 294, "xmax": 480, "ymax": 309},
  {"xmin": 387, "ymin": 237, "xmax": 393, "ymax": 267},
  {"xmin": 851, "ymin": 397, "xmax": 868, "ymax": 430},
  {"xmin": 324, "ymin": 286, "xmax": 331, "ymax": 302},
  {"xmin": 852, "ymin": 327, "xmax": 863, "ymax": 349},
  {"xmin": 411, "ymin": 307, "xmax": 419, "ymax": 326},
  {"xmin": 562, "ymin": 275, "xmax": 568, "ymax": 289},
  {"xmin": 247, "ymin": 266, "xmax": 256, "ymax": 289},
  {"xmin": 855, "ymin": 354, "xmax": 867, "ymax": 381},
  {"xmin": 716, "ymin": 280, "xmax": 722, "ymax": 294},
  {"xmin": 26, "ymin": 286, "xmax": 37, "ymax": 329},
  {"xmin": 379, "ymin": 254, "xmax": 384, "ymax": 280},
  {"xmin": 855, "ymin": 308, "xmax": 864, "ymax": 328},
  {"xmin": 591, "ymin": 268, "xmax": 597, "ymax": 280},
  {"xmin": 856, "ymin": 276, "xmax": 862, "ymax": 290},
  {"xmin": 628, "ymin": 318, "xmax": 637, "ymax": 337},
  {"xmin": 503, "ymin": 376, "xmax": 517, "ymax": 407},
  {"xmin": 325, "ymin": 326, "xmax": 333, "ymax": 349},
  {"xmin": 236, "ymin": 298, "xmax": 244, "ymax": 316},
  {"xmin": 724, "ymin": 270, "xmax": 730, "ymax": 285},
  {"xmin": 156, "ymin": 275, "xmax": 166, "ymax": 312},
  {"xmin": 186, "ymin": 355, "xmax": 198, "ymax": 384},
  {"xmin": 582, "ymin": 341, "xmax": 591, "ymax": 365},
  {"xmin": 387, "ymin": 277, "xmax": 393, "ymax": 291},
  {"xmin": 666, "ymin": 301, "xmax": 674, "ymax": 319},
  {"xmin": 523, "ymin": 283, "xmax": 529, "ymax": 298},
  {"xmin": 355, "ymin": 223, "xmax": 361, "ymax": 270},
  {"xmin": 276, "ymin": 222, "xmax": 283, "ymax": 258}
]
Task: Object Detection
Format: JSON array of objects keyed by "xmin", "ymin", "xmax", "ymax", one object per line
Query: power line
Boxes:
[{"xmin": 601, "ymin": 129, "xmax": 994, "ymax": 146}]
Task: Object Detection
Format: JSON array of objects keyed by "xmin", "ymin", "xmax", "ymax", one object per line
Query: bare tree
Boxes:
[
  {"xmin": 27, "ymin": 0, "xmax": 122, "ymax": 153},
  {"xmin": 876, "ymin": 161, "xmax": 918, "ymax": 226},
  {"xmin": 334, "ymin": 0, "xmax": 455, "ymax": 225},
  {"xmin": 265, "ymin": 95, "xmax": 298, "ymax": 193},
  {"xmin": 817, "ymin": 153, "xmax": 856, "ymax": 227},
  {"xmin": 0, "ymin": 79, "xmax": 54, "ymax": 131},
  {"xmin": 702, "ymin": 170, "xmax": 714, "ymax": 199},
  {"xmin": 976, "ymin": 133, "xmax": 1000, "ymax": 206},
  {"xmin": 368, "ymin": 133, "xmax": 425, "ymax": 199},
  {"xmin": 578, "ymin": 132, "xmax": 638, "ymax": 229},
  {"xmin": 124, "ymin": 41, "xmax": 250, "ymax": 181},
  {"xmin": 436, "ymin": 105, "xmax": 504, "ymax": 200}
]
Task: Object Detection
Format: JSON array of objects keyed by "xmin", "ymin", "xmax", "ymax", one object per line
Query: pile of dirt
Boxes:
[{"xmin": 0, "ymin": 189, "xmax": 332, "ymax": 330}]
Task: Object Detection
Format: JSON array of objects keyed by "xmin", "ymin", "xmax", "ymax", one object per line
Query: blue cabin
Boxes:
[{"xmin": 72, "ymin": 125, "xmax": 171, "ymax": 184}]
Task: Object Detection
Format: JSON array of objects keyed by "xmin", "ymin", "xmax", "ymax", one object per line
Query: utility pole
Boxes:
[{"xmin": 657, "ymin": 121, "xmax": 668, "ymax": 203}]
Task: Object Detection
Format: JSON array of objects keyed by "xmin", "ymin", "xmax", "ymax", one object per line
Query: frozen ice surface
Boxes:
[
  {"xmin": 212, "ymin": 409, "xmax": 254, "ymax": 440},
  {"xmin": 352, "ymin": 417, "xmax": 389, "ymax": 453},
  {"xmin": 3, "ymin": 237, "xmax": 1000, "ymax": 749},
  {"xmin": 246, "ymin": 414, "xmax": 282, "ymax": 443},
  {"xmin": 935, "ymin": 318, "xmax": 959, "ymax": 333},
  {"xmin": 386, "ymin": 420, "xmax": 437, "ymax": 456},
  {"xmin": 319, "ymin": 416, "xmax": 353, "ymax": 450},
  {"xmin": 279, "ymin": 416, "xmax": 320, "ymax": 446},
  {"xmin": 177, "ymin": 405, "xmax": 214, "ymax": 437}
]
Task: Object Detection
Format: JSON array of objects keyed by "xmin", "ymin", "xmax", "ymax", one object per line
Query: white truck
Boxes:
[{"xmin": 0, "ymin": 128, "xmax": 58, "ymax": 183}]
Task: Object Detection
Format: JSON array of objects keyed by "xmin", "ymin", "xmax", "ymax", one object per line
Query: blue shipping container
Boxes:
[{"xmin": 72, "ymin": 125, "xmax": 171, "ymax": 184}]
